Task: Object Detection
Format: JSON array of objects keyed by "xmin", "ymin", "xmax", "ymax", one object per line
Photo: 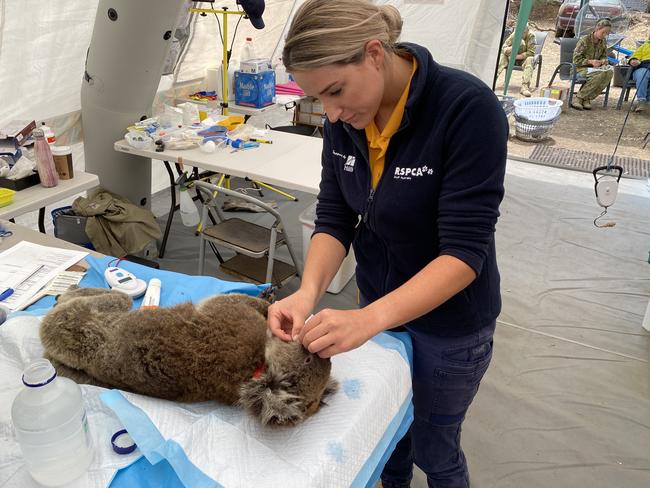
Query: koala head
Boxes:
[{"xmin": 239, "ymin": 333, "xmax": 337, "ymax": 426}]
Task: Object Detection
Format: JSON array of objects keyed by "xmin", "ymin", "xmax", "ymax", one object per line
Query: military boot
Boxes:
[{"xmin": 520, "ymin": 84, "xmax": 532, "ymax": 97}]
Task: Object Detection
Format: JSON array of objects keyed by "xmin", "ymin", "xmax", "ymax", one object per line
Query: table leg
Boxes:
[
  {"xmin": 158, "ymin": 161, "xmax": 177, "ymax": 258},
  {"xmin": 38, "ymin": 208, "xmax": 46, "ymax": 234}
]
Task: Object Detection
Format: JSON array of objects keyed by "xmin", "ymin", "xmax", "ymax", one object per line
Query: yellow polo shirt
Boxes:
[{"xmin": 365, "ymin": 58, "xmax": 418, "ymax": 189}]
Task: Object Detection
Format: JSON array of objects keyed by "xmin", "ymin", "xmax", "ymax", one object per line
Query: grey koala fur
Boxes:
[{"xmin": 40, "ymin": 287, "xmax": 337, "ymax": 426}]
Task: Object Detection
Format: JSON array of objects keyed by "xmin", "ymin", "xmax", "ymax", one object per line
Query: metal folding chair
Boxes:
[
  {"xmin": 548, "ymin": 37, "xmax": 611, "ymax": 108},
  {"xmin": 194, "ymin": 180, "xmax": 301, "ymax": 287}
]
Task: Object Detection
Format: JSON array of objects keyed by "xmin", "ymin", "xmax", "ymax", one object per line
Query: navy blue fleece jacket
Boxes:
[{"xmin": 314, "ymin": 43, "xmax": 508, "ymax": 337}]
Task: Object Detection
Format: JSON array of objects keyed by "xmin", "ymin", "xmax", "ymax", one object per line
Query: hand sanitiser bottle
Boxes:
[
  {"xmin": 11, "ymin": 358, "xmax": 94, "ymax": 486},
  {"xmin": 242, "ymin": 36, "xmax": 257, "ymax": 61}
]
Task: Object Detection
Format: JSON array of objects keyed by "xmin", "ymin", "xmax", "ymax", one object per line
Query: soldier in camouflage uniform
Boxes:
[
  {"xmin": 571, "ymin": 18, "xmax": 613, "ymax": 110},
  {"xmin": 497, "ymin": 24, "xmax": 536, "ymax": 97}
]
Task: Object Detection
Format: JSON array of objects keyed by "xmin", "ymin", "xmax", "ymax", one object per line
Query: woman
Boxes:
[
  {"xmin": 267, "ymin": 1, "xmax": 507, "ymax": 487},
  {"xmin": 571, "ymin": 18, "xmax": 613, "ymax": 111}
]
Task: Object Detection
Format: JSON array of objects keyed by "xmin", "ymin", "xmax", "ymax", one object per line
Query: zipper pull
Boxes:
[{"xmin": 362, "ymin": 188, "xmax": 375, "ymax": 224}]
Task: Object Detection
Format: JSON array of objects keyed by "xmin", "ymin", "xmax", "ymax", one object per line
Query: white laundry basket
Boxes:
[
  {"xmin": 299, "ymin": 203, "xmax": 356, "ymax": 294},
  {"xmin": 514, "ymin": 97, "xmax": 563, "ymax": 121},
  {"xmin": 513, "ymin": 97, "xmax": 563, "ymax": 142}
]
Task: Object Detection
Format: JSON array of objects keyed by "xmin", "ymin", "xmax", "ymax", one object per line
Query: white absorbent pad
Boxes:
[{"xmin": 0, "ymin": 314, "xmax": 413, "ymax": 488}]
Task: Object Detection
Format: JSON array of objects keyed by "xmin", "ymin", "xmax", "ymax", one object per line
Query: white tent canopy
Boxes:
[
  {"xmin": 0, "ymin": 0, "xmax": 507, "ymax": 210},
  {"xmin": 0, "ymin": 0, "xmax": 507, "ymax": 132}
]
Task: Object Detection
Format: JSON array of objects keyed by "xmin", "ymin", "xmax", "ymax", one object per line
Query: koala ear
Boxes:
[
  {"xmin": 239, "ymin": 374, "xmax": 304, "ymax": 426},
  {"xmin": 321, "ymin": 377, "xmax": 339, "ymax": 405}
]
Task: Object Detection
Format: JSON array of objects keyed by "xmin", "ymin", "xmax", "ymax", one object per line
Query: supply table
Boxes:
[
  {"xmin": 0, "ymin": 172, "xmax": 100, "ymax": 233},
  {"xmin": 114, "ymin": 131, "xmax": 323, "ymax": 256}
]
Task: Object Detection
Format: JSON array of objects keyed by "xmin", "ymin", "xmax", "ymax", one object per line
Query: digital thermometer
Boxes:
[{"xmin": 104, "ymin": 267, "xmax": 147, "ymax": 298}]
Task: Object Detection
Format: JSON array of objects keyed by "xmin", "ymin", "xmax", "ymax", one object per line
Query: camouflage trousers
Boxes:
[
  {"xmin": 576, "ymin": 69, "xmax": 613, "ymax": 101},
  {"xmin": 497, "ymin": 55, "xmax": 534, "ymax": 86}
]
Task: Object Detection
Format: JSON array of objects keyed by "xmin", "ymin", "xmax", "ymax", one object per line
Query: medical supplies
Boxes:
[
  {"xmin": 39, "ymin": 122, "xmax": 56, "ymax": 144},
  {"xmin": 234, "ymin": 70, "xmax": 276, "ymax": 108},
  {"xmin": 11, "ymin": 358, "xmax": 94, "ymax": 486},
  {"xmin": 141, "ymin": 278, "xmax": 161, "ymax": 309},
  {"xmin": 239, "ymin": 58, "xmax": 272, "ymax": 74},
  {"xmin": 242, "ymin": 36, "xmax": 257, "ymax": 62},
  {"xmin": 125, "ymin": 130, "xmax": 153, "ymax": 150},
  {"xmin": 181, "ymin": 102, "xmax": 200, "ymax": 126},
  {"xmin": 104, "ymin": 266, "xmax": 147, "ymax": 298}
]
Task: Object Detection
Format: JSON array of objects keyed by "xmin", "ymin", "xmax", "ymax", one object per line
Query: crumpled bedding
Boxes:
[{"xmin": 0, "ymin": 316, "xmax": 412, "ymax": 488}]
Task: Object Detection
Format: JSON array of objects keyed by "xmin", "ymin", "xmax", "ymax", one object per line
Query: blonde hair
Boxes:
[{"xmin": 282, "ymin": 0, "xmax": 403, "ymax": 72}]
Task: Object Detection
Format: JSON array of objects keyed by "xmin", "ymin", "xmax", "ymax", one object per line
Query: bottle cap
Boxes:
[
  {"xmin": 32, "ymin": 129, "xmax": 45, "ymax": 138},
  {"xmin": 111, "ymin": 429, "xmax": 137, "ymax": 455}
]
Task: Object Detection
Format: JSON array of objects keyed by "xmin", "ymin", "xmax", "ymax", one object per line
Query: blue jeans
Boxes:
[
  {"xmin": 633, "ymin": 67, "xmax": 649, "ymax": 101},
  {"xmin": 381, "ymin": 321, "xmax": 495, "ymax": 488}
]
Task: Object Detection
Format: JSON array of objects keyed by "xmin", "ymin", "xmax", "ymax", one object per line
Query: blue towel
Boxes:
[{"xmin": 19, "ymin": 255, "xmax": 268, "ymax": 315}]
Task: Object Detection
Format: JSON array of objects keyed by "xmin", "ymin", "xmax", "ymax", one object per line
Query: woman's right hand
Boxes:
[{"xmin": 267, "ymin": 290, "xmax": 315, "ymax": 342}]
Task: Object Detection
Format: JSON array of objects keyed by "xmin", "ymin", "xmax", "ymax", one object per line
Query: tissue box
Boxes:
[
  {"xmin": 0, "ymin": 172, "xmax": 40, "ymax": 191},
  {"xmin": 234, "ymin": 70, "xmax": 276, "ymax": 108},
  {"xmin": 239, "ymin": 58, "xmax": 272, "ymax": 74}
]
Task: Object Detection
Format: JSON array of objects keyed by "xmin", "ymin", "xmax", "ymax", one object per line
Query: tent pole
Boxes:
[{"xmin": 503, "ymin": 0, "xmax": 534, "ymax": 95}]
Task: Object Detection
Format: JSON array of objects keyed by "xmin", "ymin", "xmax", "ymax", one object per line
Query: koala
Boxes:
[{"xmin": 40, "ymin": 287, "xmax": 337, "ymax": 426}]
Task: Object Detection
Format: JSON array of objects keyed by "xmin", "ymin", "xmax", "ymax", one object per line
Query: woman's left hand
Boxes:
[{"xmin": 297, "ymin": 308, "xmax": 380, "ymax": 358}]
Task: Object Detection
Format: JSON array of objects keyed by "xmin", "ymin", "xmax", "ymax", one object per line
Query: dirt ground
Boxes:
[{"xmin": 494, "ymin": 8, "xmax": 650, "ymax": 161}]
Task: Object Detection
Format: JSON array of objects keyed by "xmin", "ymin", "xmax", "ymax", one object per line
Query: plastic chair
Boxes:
[
  {"xmin": 511, "ymin": 31, "xmax": 548, "ymax": 88},
  {"xmin": 615, "ymin": 65, "xmax": 636, "ymax": 110},
  {"xmin": 194, "ymin": 180, "xmax": 301, "ymax": 287},
  {"xmin": 548, "ymin": 37, "xmax": 611, "ymax": 108}
]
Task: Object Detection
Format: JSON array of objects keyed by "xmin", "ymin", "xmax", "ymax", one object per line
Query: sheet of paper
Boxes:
[{"xmin": 0, "ymin": 241, "xmax": 88, "ymax": 311}]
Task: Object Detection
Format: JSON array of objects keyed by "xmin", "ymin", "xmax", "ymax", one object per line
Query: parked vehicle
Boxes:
[{"xmin": 555, "ymin": 0, "xmax": 626, "ymax": 38}]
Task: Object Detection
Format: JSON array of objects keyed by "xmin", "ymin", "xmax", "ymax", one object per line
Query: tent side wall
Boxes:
[{"xmin": 0, "ymin": 0, "xmax": 508, "ymax": 202}]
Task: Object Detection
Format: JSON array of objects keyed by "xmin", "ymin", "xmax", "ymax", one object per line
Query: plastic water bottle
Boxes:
[
  {"xmin": 40, "ymin": 122, "xmax": 56, "ymax": 144},
  {"xmin": 179, "ymin": 185, "xmax": 200, "ymax": 226},
  {"xmin": 33, "ymin": 129, "xmax": 59, "ymax": 188},
  {"xmin": 242, "ymin": 37, "xmax": 257, "ymax": 61},
  {"xmin": 11, "ymin": 358, "xmax": 94, "ymax": 486}
]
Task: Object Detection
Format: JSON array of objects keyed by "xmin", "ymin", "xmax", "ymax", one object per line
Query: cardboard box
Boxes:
[
  {"xmin": 540, "ymin": 86, "xmax": 569, "ymax": 112},
  {"xmin": 0, "ymin": 120, "xmax": 36, "ymax": 147},
  {"xmin": 239, "ymin": 58, "xmax": 272, "ymax": 74},
  {"xmin": 299, "ymin": 203, "xmax": 356, "ymax": 294},
  {"xmin": 234, "ymin": 70, "xmax": 276, "ymax": 108}
]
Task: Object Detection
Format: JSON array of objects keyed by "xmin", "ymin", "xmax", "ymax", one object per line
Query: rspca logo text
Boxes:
[
  {"xmin": 394, "ymin": 165, "xmax": 434, "ymax": 180},
  {"xmin": 344, "ymin": 156, "xmax": 356, "ymax": 173}
]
